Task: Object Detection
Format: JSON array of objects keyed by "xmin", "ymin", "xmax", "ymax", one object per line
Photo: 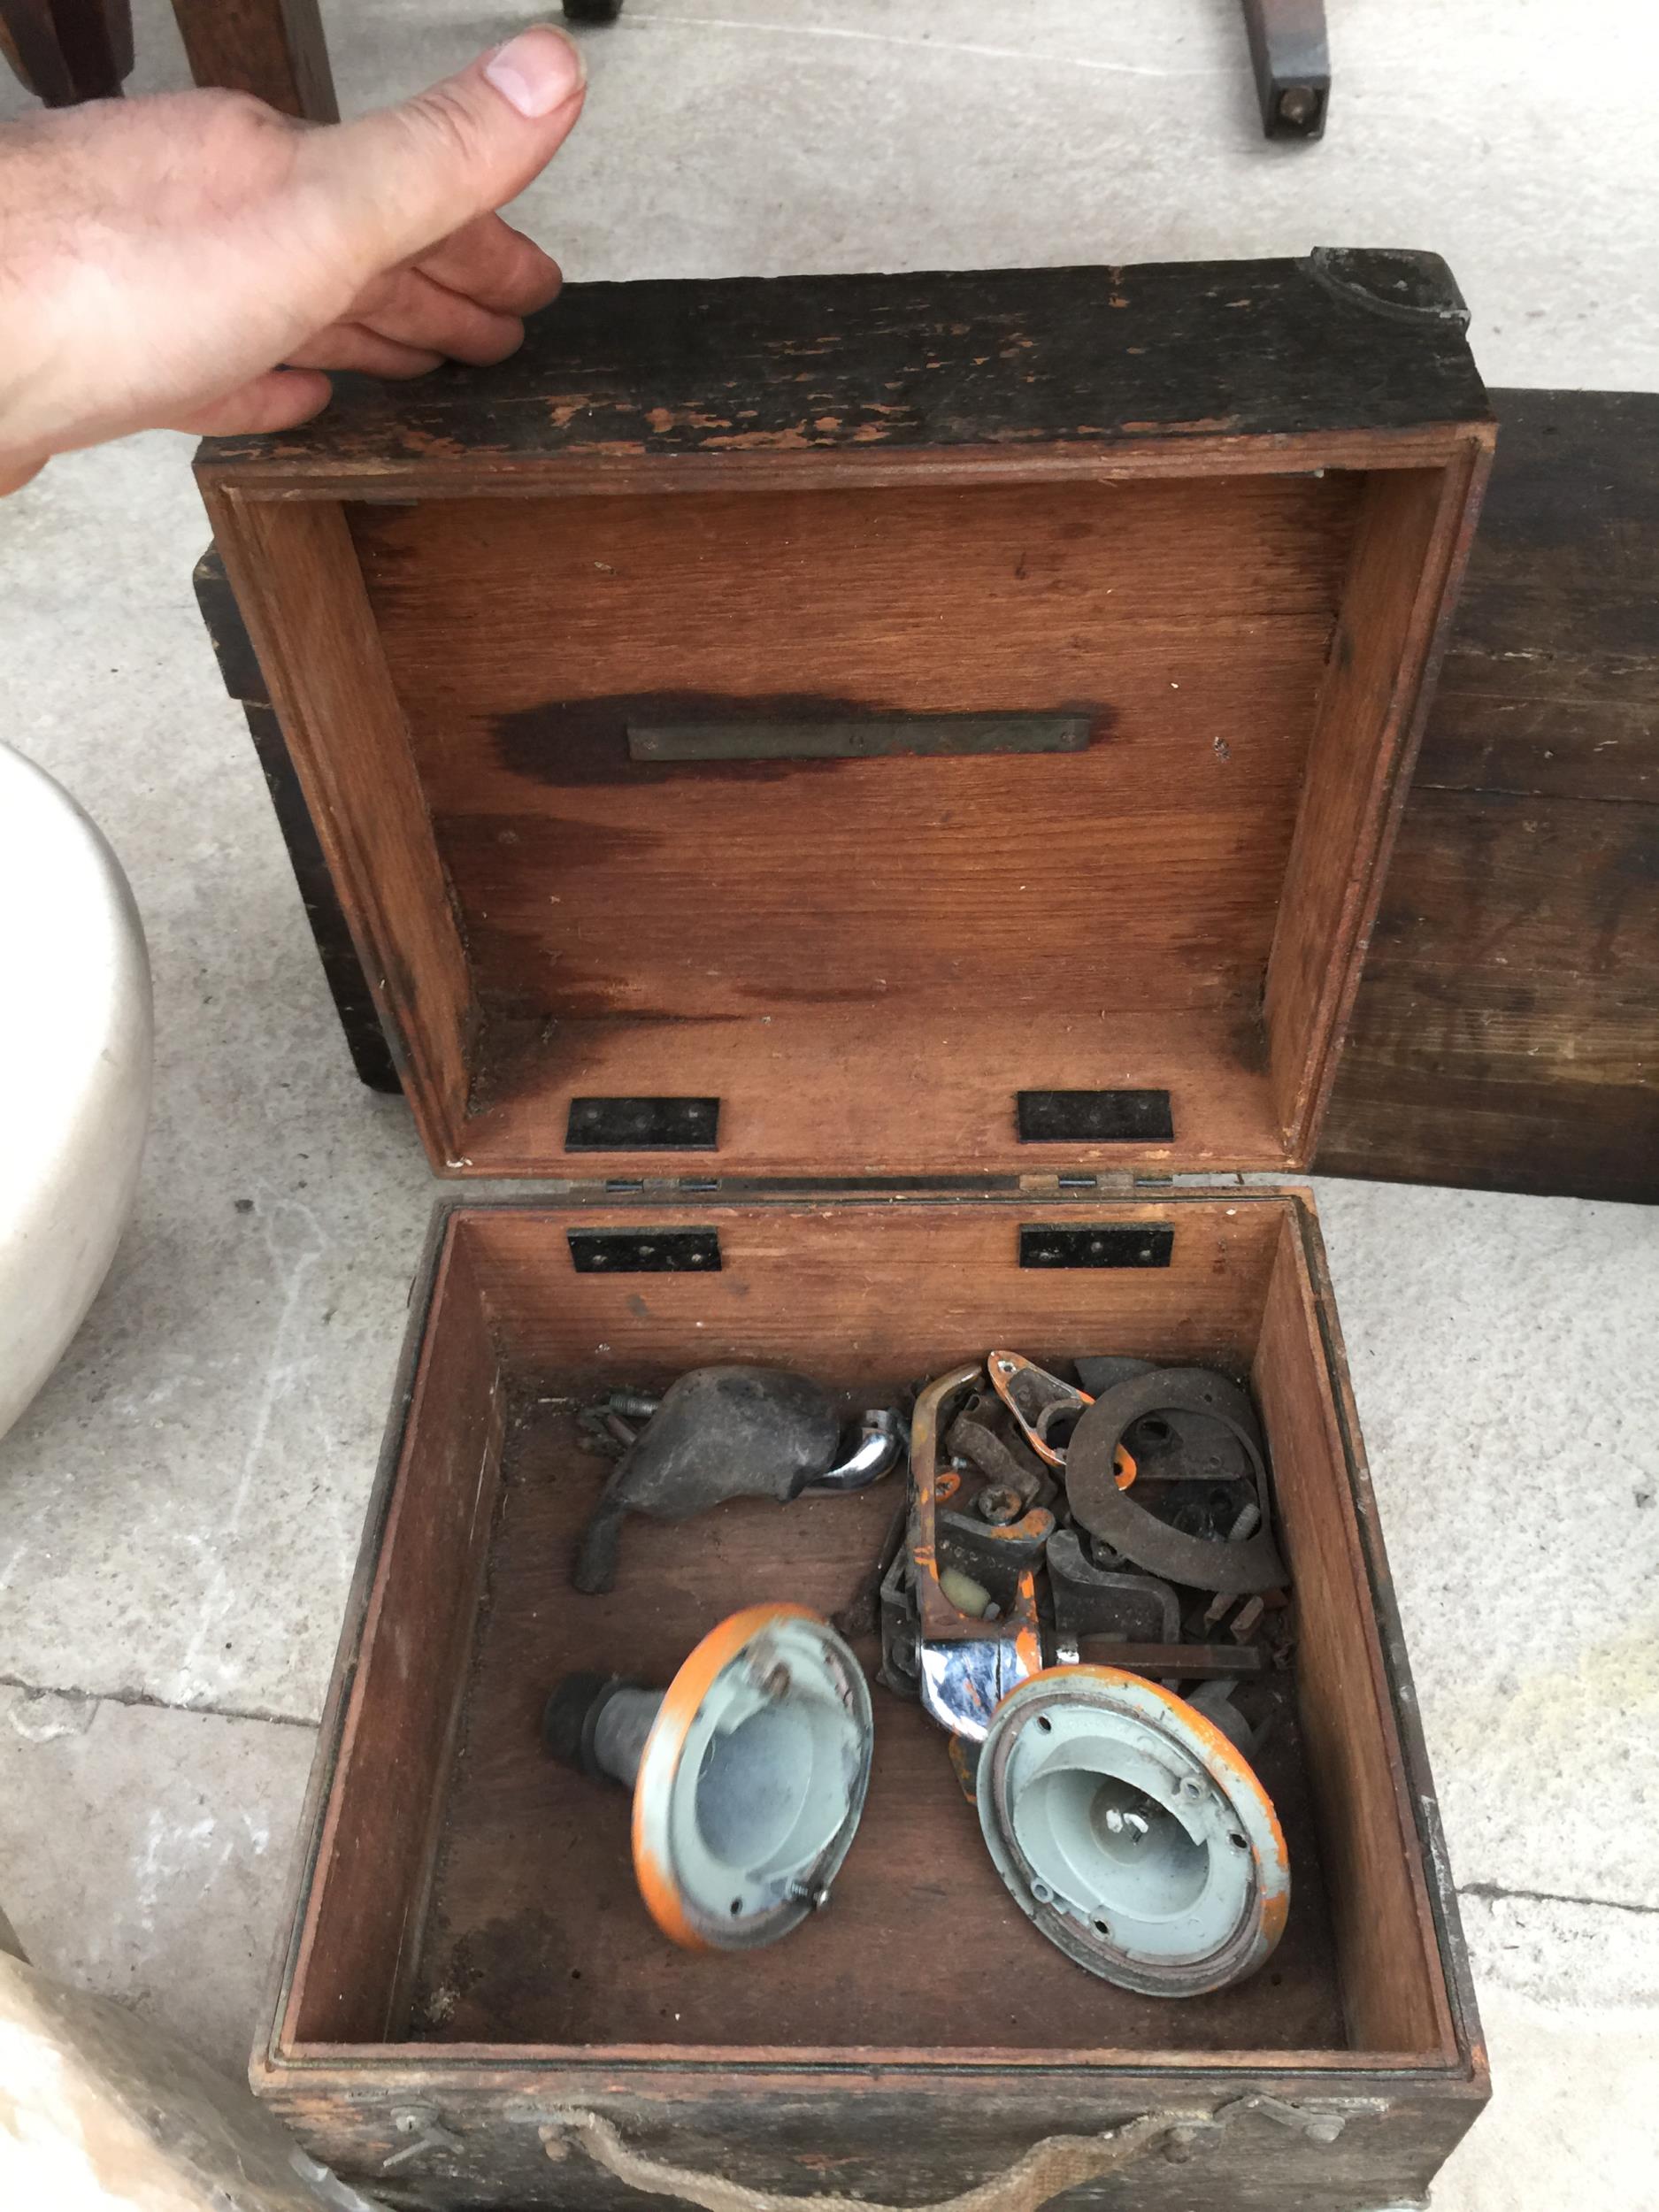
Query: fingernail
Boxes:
[{"xmin": 485, "ymin": 26, "xmax": 586, "ymax": 118}]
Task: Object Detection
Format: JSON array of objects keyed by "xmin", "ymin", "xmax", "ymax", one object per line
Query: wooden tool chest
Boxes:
[{"xmin": 197, "ymin": 250, "xmax": 1494, "ymax": 2212}]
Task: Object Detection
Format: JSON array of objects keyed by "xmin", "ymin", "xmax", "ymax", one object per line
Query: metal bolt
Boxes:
[
  {"xmin": 757, "ymin": 1662, "xmax": 793, "ymax": 1701},
  {"xmin": 1278, "ymin": 83, "xmax": 1319, "ymax": 127},
  {"xmin": 787, "ymin": 1879, "xmax": 832, "ymax": 1911}
]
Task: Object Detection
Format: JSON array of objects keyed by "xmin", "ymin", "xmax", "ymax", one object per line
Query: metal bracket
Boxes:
[
  {"xmin": 1020, "ymin": 1225, "xmax": 1174, "ymax": 1270},
  {"xmin": 627, "ymin": 714, "xmax": 1092, "ymax": 764},
  {"xmin": 382, "ymin": 2107, "xmax": 464, "ymax": 2172},
  {"xmin": 1017, "ymin": 1090, "xmax": 1174, "ymax": 1143},
  {"xmin": 566, "ymin": 1095, "xmax": 720, "ymax": 1151},
  {"xmin": 567, "ymin": 1228, "xmax": 722, "ymax": 1274}
]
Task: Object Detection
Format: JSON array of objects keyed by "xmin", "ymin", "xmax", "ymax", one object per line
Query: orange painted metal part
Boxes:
[
  {"xmin": 1005, "ymin": 1662, "xmax": 1291, "ymax": 1955},
  {"xmin": 630, "ymin": 1601, "xmax": 822, "ymax": 1953},
  {"xmin": 909, "ymin": 1363, "xmax": 1046, "ymax": 1649},
  {"xmin": 986, "ymin": 1351, "xmax": 1135, "ymax": 1487}
]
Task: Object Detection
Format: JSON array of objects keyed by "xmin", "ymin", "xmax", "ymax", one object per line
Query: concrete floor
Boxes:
[{"xmin": 3, "ymin": 1, "xmax": 1658, "ymax": 2204}]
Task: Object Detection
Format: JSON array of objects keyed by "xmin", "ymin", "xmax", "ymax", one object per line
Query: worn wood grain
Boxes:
[
  {"xmin": 200, "ymin": 495, "xmax": 477, "ymax": 1142},
  {"xmin": 285, "ymin": 1227, "xmax": 504, "ymax": 2045},
  {"xmin": 255, "ymin": 2066, "xmax": 1488, "ymax": 2212},
  {"xmin": 194, "ymin": 549, "xmax": 399, "ymax": 1093},
  {"xmin": 169, "ymin": 0, "xmax": 335, "ymax": 119},
  {"xmin": 1264, "ymin": 453, "xmax": 1489, "ymax": 1152},
  {"xmin": 1251, "ymin": 1215, "xmax": 1453, "ymax": 2057},
  {"xmin": 197, "ymin": 253, "xmax": 1489, "ymax": 486},
  {"xmin": 1322, "ymin": 389, "xmax": 1659, "ymax": 1199}
]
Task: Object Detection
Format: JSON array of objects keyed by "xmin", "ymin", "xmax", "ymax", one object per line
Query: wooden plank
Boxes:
[
  {"xmin": 197, "ymin": 494, "xmax": 477, "ymax": 1150},
  {"xmin": 193, "ymin": 549, "xmax": 399, "ymax": 1094},
  {"xmin": 285, "ymin": 1228, "xmax": 503, "ymax": 2044},
  {"xmin": 1250, "ymin": 1214, "xmax": 1455, "ymax": 2058},
  {"xmin": 1321, "ymin": 389, "xmax": 1659, "ymax": 1199},
  {"xmin": 196, "ymin": 253, "xmax": 1490, "ymax": 486},
  {"xmin": 1263, "ymin": 450, "xmax": 1491, "ymax": 1156},
  {"xmin": 0, "ymin": 0, "xmax": 130, "ymax": 104},
  {"xmin": 169, "ymin": 0, "xmax": 336, "ymax": 120}
]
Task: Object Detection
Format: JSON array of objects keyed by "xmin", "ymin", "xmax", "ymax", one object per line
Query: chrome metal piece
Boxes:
[
  {"xmin": 917, "ymin": 1633, "xmax": 1038, "ymax": 1744},
  {"xmin": 807, "ymin": 1408, "xmax": 904, "ymax": 1494}
]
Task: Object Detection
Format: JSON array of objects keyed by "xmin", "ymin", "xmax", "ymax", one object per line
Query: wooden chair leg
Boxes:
[
  {"xmin": 0, "ymin": 0, "xmax": 132, "ymax": 104},
  {"xmin": 1240, "ymin": 0, "xmax": 1329, "ymax": 140},
  {"xmin": 169, "ymin": 0, "xmax": 337, "ymax": 122}
]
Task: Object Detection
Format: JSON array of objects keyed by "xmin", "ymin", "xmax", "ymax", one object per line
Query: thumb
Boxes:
[{"xmin": 301, "ymin": 27, "xmax": 586, "ymax": 275}]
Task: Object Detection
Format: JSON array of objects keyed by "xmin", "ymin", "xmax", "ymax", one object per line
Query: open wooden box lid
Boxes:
[{"xmin": 197, "ymin": 251, "xmax": 1492, "ymax": 1184}]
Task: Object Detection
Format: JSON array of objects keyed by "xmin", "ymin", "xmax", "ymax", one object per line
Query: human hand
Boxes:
[{"xmin": 0, "ymin": 26, "xmax": 587, "ymax": 494}]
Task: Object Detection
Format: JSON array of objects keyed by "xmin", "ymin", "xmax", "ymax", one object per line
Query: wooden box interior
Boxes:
[
  {"xmin": 205, "ymin": 444, "xmax": 1482, "ymax": 1182},
  {"xmin": 277, "ymin": 1194, "xmax": 1461, "ymax": 2074}
]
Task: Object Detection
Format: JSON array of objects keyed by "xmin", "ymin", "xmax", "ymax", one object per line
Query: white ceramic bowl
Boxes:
[{"xmin": 0, "ymin": 743, "xmax": 153, "ymax": 1441}]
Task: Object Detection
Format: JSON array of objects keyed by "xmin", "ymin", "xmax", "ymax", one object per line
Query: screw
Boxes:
[
  {"xmin": 787, "ymin": 1879, "xmax": 832, "ymax": 1911},
  {"xmin": 757, "ymin": 1662, "xmax": 792, "ymax": 1701},
  {"xmin": 976, "ymin": 1484, "xmax": 1024, "ymax": 1525},
  {"xmin": 1102, "ymin": 1808, "xmax": 1149, "ymax": 1842},
  {"xmin": 1278, "ymin": 83, "xmax": 1319, "ymax": 127}
]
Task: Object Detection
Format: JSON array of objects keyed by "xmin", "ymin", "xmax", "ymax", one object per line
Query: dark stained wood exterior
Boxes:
[
  {"xmin": 1319, "ymin": 388, "xmax": 1659, "ymax": 1200},
  {"xmin": 199, "ymin": 251, "xmax": 1488, "ymax": 485}
]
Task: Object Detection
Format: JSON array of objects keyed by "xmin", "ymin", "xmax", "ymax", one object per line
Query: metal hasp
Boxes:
[
  {"xmin": 572, "ymin": 1368, "xmax": 898, "ymax": 1594},
  {"xmin": 1241, "ymin": 0, "xmax": 1330, "ymax": 140},
  {"xmin": 976, "ymin": 1666, "xmax": 1290, "ymax": 1994},
  {"xmin": 543, "ymin": 1604, "xmax": 873, "ymax": 1951}
]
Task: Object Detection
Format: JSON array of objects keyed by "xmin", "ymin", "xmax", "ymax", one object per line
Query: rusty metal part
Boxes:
[
  {"xmin": 988, "ymin": 1351, "xmax": 1135, "ymax": 1486},
  {"xmin": 940, "ymin": 1503, "xmax": 1056, "ymax": 1588},
  {"xmin": 987, "ymin": 1350, "xmax": 1088, "ymax": 1467},
  {"xmin": 1066, "ymin": 1372, "xmax": 1286, "ymax": 1595},
  {"xmin": 1119, "ymin": 1404, "xmax": 1256, "ymax": 1488},
  {"xmin": 1046, "ymin": 1529, "xmax": 1180, "ymax": 1646},
  {"xmin": 1229, "ymin": 1595, "xmax": 1268, "ymax": 1644},
  {"xmin": 910, "ymin": 1364, "xmax": 1021, "ymax": 1646},
  {"xmin": 908, "ymin": 1363, "xmax": 1044, "ymax": 1736},
  {"xmin": 1069, "ymin": 1641, "xmax": 1266, "ymax": 1679},
  {"xmin": 574, "ymin": 1367, "xmax": 842, "ymax": 1594},
  {"xmin": 876, "ymin": 1549, "xmax": 921, "ymax": 1698},
  {"xmin": 1073, "ymin": 1355, "xmax": 1154, "ymax": 1397},
  {"xmin": 946, "ymin": 1400, "xmax": 1045, "ymax": 1501}
]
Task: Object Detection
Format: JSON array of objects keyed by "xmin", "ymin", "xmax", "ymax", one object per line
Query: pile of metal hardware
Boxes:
[{"xmin": 547, "ymin": 1353, "xmax": 1294, "ymax": 1998}]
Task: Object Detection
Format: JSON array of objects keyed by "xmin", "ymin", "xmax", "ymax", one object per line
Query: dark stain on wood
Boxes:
[
  {"xmin": 1321, "ymin": 389, "xmax": 1659, "ymax": 1201},
  {"xmin": 199, "ymin": 254, "xmax": 1488, "ymax": 478},
  {"xmin": 493, "ymin": 690, "xmax": 1117, "ymax": 792}
]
